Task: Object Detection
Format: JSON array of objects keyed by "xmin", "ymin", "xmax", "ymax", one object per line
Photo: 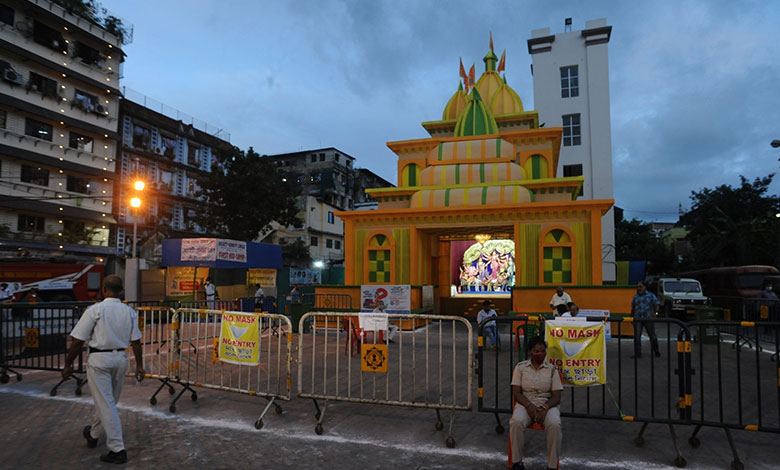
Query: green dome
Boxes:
[
  {"xmin": 483, "ymin": 50, "xmax": 498, "ymax": 72},
  {"xmin": 453, "ymin": 87, "xmax": 499, "ymax": 137}
]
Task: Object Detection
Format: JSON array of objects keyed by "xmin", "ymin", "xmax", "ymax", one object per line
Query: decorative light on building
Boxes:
[
  {"xmin": 59, "ymin": 170, "xmax": 64, "ymax": 174},
  {"xmin": 58, "ymin": 220, "xmax": 62, "ymax": 224},
  {"xmin": 58, "ymin": 182, "xmax": 62, "ymax": 186},
  {"xmin": 134, "ymin": 181, "xmax": 145, "ymax": 191},
  {"xmin": 103, "ymin": 178, "xmax": 108, "ymax": 182},
  {"xmin": 58, "ymin": 245, "xmax": 63, "ymax": 249},
  {"xmin": 58, "ymin": 207, "xmax": 63, "ymax": 211},
  {"xmin": 130, "ymin": 198, "xmax": 141, "ymax": 208}
]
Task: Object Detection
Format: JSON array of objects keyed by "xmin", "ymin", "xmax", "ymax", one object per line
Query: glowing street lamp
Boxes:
[
  {"xmin": 130, "ymin": 180, "xmax": 144, "ymax": 258},
  {"xmin": 134, "ymin": 180, "xmax": 145, "ymax": 191}
]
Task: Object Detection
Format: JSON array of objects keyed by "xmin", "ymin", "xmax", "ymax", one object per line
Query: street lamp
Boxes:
[{"xmin": 130, "ymin": 181, "xmax": 144, "ymax": 258}]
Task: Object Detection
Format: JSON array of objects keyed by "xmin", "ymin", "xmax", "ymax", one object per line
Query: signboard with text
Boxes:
[
  {"xmin": 545, "ymin": 320, "xmax": 606, "ymax": 386},
  {"xmin": 181, "ymin": 239, "xmax": 247, "ymax": 263}
]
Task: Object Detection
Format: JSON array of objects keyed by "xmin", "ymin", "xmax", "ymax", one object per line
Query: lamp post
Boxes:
[{"xmin": 130, "ymin": 180, "xmax": 144, "ymax": 258}]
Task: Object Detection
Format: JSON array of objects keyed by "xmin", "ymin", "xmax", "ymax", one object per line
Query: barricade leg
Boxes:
[
  {"xmin": 0, "ymin": 366, "xmax": 22, "ymax": 383},
  {"xmin": 168, "ymin": 381, "xmax": 198, "ymax": 413},
  {"xmin": 312, "ymin": 398, "xmax": 328, "ymax": 435},
  {"xmin": 49, "ymin": 374, "xmax": 86, "ymax": 397},
  {"xmin": 445, "ymin": 409, "xmax": 457, "ymax": 448},
  {"xmin": 494, "ymin": 412, "xmax": 505, "ymax": 434},
  {"xmin": 723, "ymin": 428, "xmax": 744, "ymax": 470},
  {"xmin": 254, "ymin": 396, "xmax": 282, "ymax": 430},
  {"xmin": 687, "ymin": 424, "xmax": 702, "ymax": 448},
  {"xmin": 667, "ymin": 424, "xmax": 686, "ymax": 468},
  {"xmin": 149, "ymin": 377, "xmax": 176, "ymax": 405}
]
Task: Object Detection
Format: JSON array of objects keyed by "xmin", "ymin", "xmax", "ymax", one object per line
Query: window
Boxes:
[
  {"xmin": 311, "ymin": 155, "xmax": 317, "ymax": 163},
  {"xmin": 0, "ymin": 4, "xmax": 14, "ymax": 26},
  {"xmin": 310, "ymin": 236, "xmax": 318, "ymax": 247},
  {"xmin": 160, "ymin": 136, "xmax": 176, "ymax": 159},
  {"xmin": 24, "ymin": 118, "xmax": 53, "ymax": 141},
  {"xmin": 562, "ymin": 164, "xmax": 582, "ymax": 177},
  {"xmin": 367, "ymin": 234, "xmax": 392, "ymax": 283},
  {"xmin": 0, "ymin": 110, "xmax": 6, "ymax": 129},
  {"xmin": 188, "ymin": 143, "xmax": 201, "ymax": 166},
  {"xmin": 335, "ymin": 240, "xmax": 341, "ymax": 250},
  {"xmin": 69, "ymin": 132, "xmax": 94, "ymax": 152},
  {"xmin": 560, "ymin": 66, "xmax": 579, "ymax": 98},
  {"xmin": 319, "ymin": 153, "xmax": 325, "ymax": 162},
  {"xmin": 74, "ymin": 41, "xmax": 101, "ymax": 66},
  {"xmin": 27, "ymin": 72, "xmax": 58, "ymax": 98},
  {"xmin": 335, "ymin": 153, "xmax": 340, "ymax": 162},
  {"xmin": 159, "ymin": 170, "xmax": 173, "ymax": 192},
  {"xmin": 132, "ymin": 124, "xmax": 150, "ymax": 149},
  {"xmin": 74, "ymin": 89, "xmax": 97, "ymax": 113},
  {"xmin": 542, "ymin": 229, "xmax": 574, "ymax": 284},
  {"xmin": 562, "ymin": 114, "xmax": 581, "ymax": 146},
  {"xmin": 21, "ymin": 165, "xmax": 49, "ymax": 186},
  {"xmin": 33, "ymin": 20, "xmax": 66, "ymax": 53},
  {"xmin": 563, "ymin": 164, "xmax": 583, "ymax": 195},
  {"xmin": 17, "ymin": 214, "xmax": 45, "ymax": 232},
  {"xmin": 347, "ymin": 160, "xmax": 352, "ymax": 167},
  {"xmin": 159, "ymin": 203, "xmax": 174, "ymax": 220},
  {"xmin": 326, "ymin": 238, "xmax": 333, "ymax": 249},
  {"xmin": 63, "ymin": 220, "xmax": 85, "ymax": 232},
  {"xmin": 66, "ymin": 175, "xmax": 90, "ymax": 194},
  {"xmin": 327, "ymin": 211, "xmax": 334, "ymax": 224}
]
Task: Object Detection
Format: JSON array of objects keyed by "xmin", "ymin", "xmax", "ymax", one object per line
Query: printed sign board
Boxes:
[
  {"xmin": 545, "ymin": 320, "xmax": 606, "ymax": 386},
  {"xmin": 360, "ymin": 285, "xmax": 411, "ymax": 314}
]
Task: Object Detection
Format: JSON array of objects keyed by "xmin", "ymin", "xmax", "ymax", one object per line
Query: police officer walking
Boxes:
[{"xmin": 62, "ymin": 275, "xmax": 144, "ymax": 464}]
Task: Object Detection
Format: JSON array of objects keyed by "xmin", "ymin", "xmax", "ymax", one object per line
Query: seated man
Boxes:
[
  {"xmin": 560, "ymin": 303, "xmax": 580, "ymax": 318},
  {"xmin": 372, "ymin": 300, "xmax": 399, "ymax": 343},
  {"xmin": 509, "ymin": 335, "xmax": 563, "ymax": 470}
]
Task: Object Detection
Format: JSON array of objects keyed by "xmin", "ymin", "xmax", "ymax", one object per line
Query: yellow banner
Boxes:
[
  {"xmin": 545, "ymin": 320, "xmax": 606, "ymax": 386},
  {"xmin": 248, "ymin": 268, "xmax": 277, "ymax": 287},
  {"xmin": 218, "ymin": 312, "xmax": 260, "ymax": 366}
]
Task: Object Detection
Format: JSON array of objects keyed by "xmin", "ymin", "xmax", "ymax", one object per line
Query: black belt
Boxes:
[{"xmin": 89, "ymin": 347, "xmax": 125, "ymax": 353}]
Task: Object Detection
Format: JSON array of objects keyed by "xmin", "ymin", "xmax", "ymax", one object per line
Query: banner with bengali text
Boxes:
[
  {"xmin": 545, "ymin": 320, "xmax": 606, "ymax": 386},
  {"xmin": 218, "ymin": 312, "xmax": 260, "ymax": 366}
]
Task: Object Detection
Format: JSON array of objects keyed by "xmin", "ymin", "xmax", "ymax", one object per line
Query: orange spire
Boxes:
[{"xmin": 489, "ymin": 32, "xmax": 494, "ymax": 52}]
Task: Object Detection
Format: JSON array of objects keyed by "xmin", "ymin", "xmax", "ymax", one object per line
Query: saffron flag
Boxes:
[
  {"xmin": 544, "ymin": 320, "xmax": 606, "ymax": 386},
  {"xmin": 218, "ymin": 312, "xmax": 260, "ymax": 366},
  {"xmin": 497, "ymin": 50, "xmax": 506, "ymax": 73},
  {"xmin": 468, "ymin": 64, "xmax": 475, "ymax": 87},
  {"xmin": 459, "ymin": 57, "xmax": 468, "ymax": 91}
]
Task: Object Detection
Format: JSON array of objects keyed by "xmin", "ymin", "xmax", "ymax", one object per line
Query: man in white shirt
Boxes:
[
  {"xmin": 254, "ymin": 284, "xmax": 265, "ymax": 299},
  {"xmin": 204, "ymin": 277, "xmax": 217, "ymax": 307},
  {"xmin": 477, "ymin": 300, "xmax": 498, "ymax": 349},
  {"xmin": 560, "ymin": 303, "xmax": 579, "ymax": 318},
  {"xmin": 62, "ymin": 275, "xmax": 144, "ymax": 464},
  {"xmin": 372, "ymin": 300, "xmax": 399, "ymax": 343},
  {"xmin": 549, "ymin": 287, "xmax": 572, "ymax": 316}
]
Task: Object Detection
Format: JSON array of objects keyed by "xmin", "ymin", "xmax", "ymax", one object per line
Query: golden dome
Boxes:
[
  {"xmin": 489, "ymin": 76, "xmax": 524, "ymax": 116},
  {"xmin": 442, "ymin": 82, "xmax": 468, "ymax": 120}
]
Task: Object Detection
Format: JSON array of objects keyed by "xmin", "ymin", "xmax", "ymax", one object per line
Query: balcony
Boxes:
[{"xmin": 1, "ymin": 126, "xmax": 115, "ymax": 174}]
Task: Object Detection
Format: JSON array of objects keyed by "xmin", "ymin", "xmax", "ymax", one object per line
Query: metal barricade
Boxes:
[
  {"xmin": 297, "ymin": 312, "xmax": 473, "ymax": 447},
  {"xmin": 477, "ymin": 315, "xmax": 693, "ymax": 467},
  {"xmin": 238, "ymin": 296, "xmax": 277, "ymax": 314},
  {"xmin": 178, "ymin": 299, "xmax": 238, "ymax": 311},
  {"xmin": 168, "ymin": 308, "xmax": 293, "ymax": 429},
  {"xmin": 684, "ymin": 320, "xmax": 780, "ymax": 470},
  {"xmin": 0, "ymin": 302, "xmax": 87, "ymax": 396},
  {"xmin": 301, "ymin": 293, "xmax": 353, "ymax": 310},
  {"xmin": 127, "ymin": 306, "xmax": 178, "ymax": 403}
]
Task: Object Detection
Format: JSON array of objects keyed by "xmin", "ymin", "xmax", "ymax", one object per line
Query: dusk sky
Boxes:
[{"xmin": 102, "ymin": 0, "xmax": 780, "ymax": 222}]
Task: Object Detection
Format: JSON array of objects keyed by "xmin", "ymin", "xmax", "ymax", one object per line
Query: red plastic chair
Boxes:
[{"xmin": 343, "ymin": 317, "xmax": 384, "ymax": 356}]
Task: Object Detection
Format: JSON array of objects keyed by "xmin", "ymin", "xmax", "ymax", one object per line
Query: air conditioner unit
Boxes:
[
  {"xmin": 94, "ymin": 104, "xmax": 106, "ymax": 115},
  {"xmin": 155, "ymin": 147, "xmax": 163, "ymax": 155},
  {"xmin": 3, "ymin": 68, "xmax": 25, "ymax": 86}
]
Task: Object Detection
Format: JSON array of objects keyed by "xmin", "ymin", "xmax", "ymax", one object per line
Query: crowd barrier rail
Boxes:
[
  {"xmin": 0, "ymin": 302, "xmax": 87, "ymax": 396},
  {"xmin": 477, "ymin": 314, "xmax": 779, "ymax": 469},
  {"xmin": 297, "ymin": 311, "xmax": 473, "ymax": 447},
  {"xmin": 168, "ymin": 308, "xmax": 293, "ymax": 429},
  {"xmin": 127, "ymin": 306, "xmax": 178, "ymax": 402}
]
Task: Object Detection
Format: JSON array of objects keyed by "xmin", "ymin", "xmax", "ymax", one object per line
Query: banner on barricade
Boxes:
[
  {"xmin": 361, "ymin": 343, "xmax": 388, "ymax": 373},
  {"xmin": 218, "ymin": 312, "xmax": 260, "ymax": 365},
  {"xmin": 545, "ymin": 320, "xmax": 606, "ymax": 386}
]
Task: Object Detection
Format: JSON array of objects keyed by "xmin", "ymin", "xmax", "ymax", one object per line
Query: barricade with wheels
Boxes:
[
  {"xmin": 168, "ymin": 308, "xmax": 293, "ymax": 429},
  {"xmin": 297, "ymin": 312, "xmax": 473, "ymax": 448},
  {"xmin": 0, "ymin": 303, "xmax": 87, "ymax": 396},
  {"xmin": 126, "ymin": 306, "xmax": 178, "ymax": 404}
]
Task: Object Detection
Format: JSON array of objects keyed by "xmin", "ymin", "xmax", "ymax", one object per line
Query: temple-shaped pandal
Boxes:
[{"xmin": 336, "ymin": 37, "xmax": 614, "ymax": 315}]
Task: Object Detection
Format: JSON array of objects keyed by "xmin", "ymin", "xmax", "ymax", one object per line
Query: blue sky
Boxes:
[{"xmin": 102, "ymin": 0, "xmax": 780, "ymax": 222}]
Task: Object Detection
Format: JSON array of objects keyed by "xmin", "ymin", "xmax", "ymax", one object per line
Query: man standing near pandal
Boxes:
[
  {"xmin": 477, "ymin": 299, "xmax": 499, "ymax": 349},
  {"xmin": 631, "ymin": 281, "xmax": 660, "ymax": 359},
  {"xmin": 62, "ymin": 275, "xmax": 144, "ymax": 464}
]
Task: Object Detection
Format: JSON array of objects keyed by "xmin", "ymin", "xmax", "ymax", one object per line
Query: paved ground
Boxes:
[{"xmin": 2, "ymin": 322, "xmax": 779, "ymax": 469}]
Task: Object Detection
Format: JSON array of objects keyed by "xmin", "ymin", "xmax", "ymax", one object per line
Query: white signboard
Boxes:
[
  {"xmin": 360, "ymin": 285, "xmax": 411, "ymax": 314},
  {"xmin": 181, "ymin": 239, "xmax": 246, "ymax": 263},
  {"xmin": 573, "ymin": 309, "xmax": 612, "ymax": 338},
  {"xmin": 217, "ymin": 239, "xmax": 247, "ymax": 263},
  {"xmin": 359, "ymin": 313, "xmax": 389, "ymax": 331}
]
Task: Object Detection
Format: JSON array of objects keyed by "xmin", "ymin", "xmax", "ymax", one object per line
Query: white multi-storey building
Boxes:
[
  {"xmin": 528, "ymin": 18, "xmax": 616, "ymax": 282},
  {"xmin": 0, "ymin": 0, "xmax": 126, "ymax": 261}
]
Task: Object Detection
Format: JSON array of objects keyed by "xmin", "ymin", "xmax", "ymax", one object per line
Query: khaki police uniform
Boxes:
[
  {"xmin": 509, "ymin": 360, "xmax": 564, "ymax": 468},
  {"xmin": 70, "ymin": 297, "xmax": 142, "ymax": 453}
]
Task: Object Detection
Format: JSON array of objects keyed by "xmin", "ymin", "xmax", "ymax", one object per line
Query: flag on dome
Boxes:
[
  {"xmin": 497, "ymin": 50, "xmax": 506, "ymax": 73},
  {"xmin": 459, "ymin": 57, "xmax": 469, "ymax": 91}
]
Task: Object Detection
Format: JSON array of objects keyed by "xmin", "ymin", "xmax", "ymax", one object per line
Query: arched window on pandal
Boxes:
[
  {"xmin": 540, "ymin": 227, "xmax": 575, "ymax": 285},
  {"xmin": 366, "ymin": 232, "xmax": 393, "ymax": 284}
]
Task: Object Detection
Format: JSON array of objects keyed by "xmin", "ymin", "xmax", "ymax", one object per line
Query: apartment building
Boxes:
[
  {"xmin": 0, "ymin": 0, "xmax": 125, "ymax": 261},
  {"xmin": 115, "ymin": 91, "xmax": 230, "ymax": 260},
  {"xmin": 528, "ymin": 18, "xmax": 617, "ymax": 282},
  {"xmin": 263, "ymin": 147, "xmax": 394, "ymax": 264}
]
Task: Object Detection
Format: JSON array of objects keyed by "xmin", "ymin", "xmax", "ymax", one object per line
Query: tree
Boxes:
[
  {"xmin": 195, "ymin": 146, "xmax": 302, "ymax": 241},
  {"xmin": 282, "ymin": 239, "xmax": 311, "ymax": 268},
  {"xmin": 680, "ymin": 175, "xmax": 780, "ymax": 268},
  {"xmin": 614, "ymin": 212, "xmax": 676, "ymax": 274}
]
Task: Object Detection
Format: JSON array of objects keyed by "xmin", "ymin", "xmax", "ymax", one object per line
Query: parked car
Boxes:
[{"xmin": 647, "ymin": 277, "xmax": 710, "ymax": 319}]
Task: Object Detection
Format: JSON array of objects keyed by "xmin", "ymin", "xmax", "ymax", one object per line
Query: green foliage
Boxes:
[
  {"xmin": 282, "ymin": 239, "xmax": 311, "ymax": 268},
  {"xmin": 680, "ymin": 175, "xmax": 780, "ymax": 268},
  {"xmin": 195, "ymin": 146, "xmax": 303, "ymax": 241},
  {"xmin": 615, "ymin": 213, "xmax": 676, "ymax": 274}
]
